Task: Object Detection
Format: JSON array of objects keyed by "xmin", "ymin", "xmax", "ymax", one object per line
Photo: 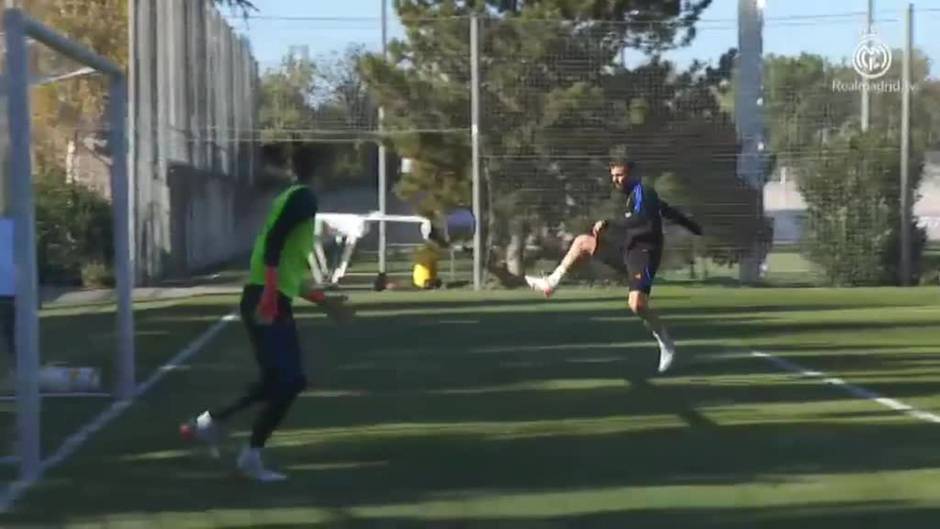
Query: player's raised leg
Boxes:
[{"xmin": 525, "ymin": 233, "xmax": 598, "ymax": 297}]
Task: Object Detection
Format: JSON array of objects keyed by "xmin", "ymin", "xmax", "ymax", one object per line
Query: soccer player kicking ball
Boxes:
[
  {"xmin": 180, "ymin": 172, "xmax": 353, "ymax": 482},
  {"xmin": 525, "ymin": 159, "xmax": 702, "ymax": 373}
]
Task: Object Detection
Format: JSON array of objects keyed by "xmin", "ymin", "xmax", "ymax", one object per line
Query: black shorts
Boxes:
[
  {"xmin": 593, "ymin": 231, "xmax": 662, "ymax": 294},
  {"xmin": 239, "ymin": 286, "xmax": 307, "ymax": 398}
]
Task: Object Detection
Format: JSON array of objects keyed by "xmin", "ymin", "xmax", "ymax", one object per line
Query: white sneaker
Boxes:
[
  {"xmin": 655, "ymin": 333, "xmax": 676, "ymax": 373},
  {"xmin": 237, "ymin": 446, "xmax": 287, "ymax": 482},
  {"xmin": 180, "ymin": 411, "xmax": 223, "ymax": 459},
  {"xmin": 524, "ymin": 274, "xmax": 555, "ymax": 298}
]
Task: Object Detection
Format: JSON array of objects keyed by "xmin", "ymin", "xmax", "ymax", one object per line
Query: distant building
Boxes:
[{"xmin": 764, "ymin": 152, "xmax": 940, "ymax": 243}]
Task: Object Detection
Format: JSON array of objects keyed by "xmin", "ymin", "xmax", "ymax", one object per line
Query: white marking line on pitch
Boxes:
[
  {"xmin": 0, "ymin": 311, "xmax": 239, "ymax": 513},
  {"xmin": 752, "ymin": 351, "xmax": 940, "ymax": 424}
]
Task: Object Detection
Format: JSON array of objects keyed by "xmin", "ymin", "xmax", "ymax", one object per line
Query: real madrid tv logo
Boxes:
[{"xmin": 853, "ymin": 33, "xmax": 892, "ymax": 79}]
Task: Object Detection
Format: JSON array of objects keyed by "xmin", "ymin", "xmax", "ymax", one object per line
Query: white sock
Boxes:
[
  {"xmin": 547, "ymin": 265, "xmax": 567, "ymax": 287},
  {"xmin": 653, "ymin": 329, "xmax": 671, "ymax": 346},
  {"xmin": 196, "ymin": 411, "xmax": 213, "ymax": 429}
]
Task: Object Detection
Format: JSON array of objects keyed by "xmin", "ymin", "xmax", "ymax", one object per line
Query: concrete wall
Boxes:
[
  {"xmin": 166, "ymin": 164, "xmax": 274, "ymax": 276},
  {"xmin": 132, "ymin": 0, "xmax": 259, "ymax": 282}
]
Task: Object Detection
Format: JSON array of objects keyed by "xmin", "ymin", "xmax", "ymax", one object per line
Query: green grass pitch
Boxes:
[{"xmin": 2, "ymin": 285, "xmax": 940, "ymax": 528}]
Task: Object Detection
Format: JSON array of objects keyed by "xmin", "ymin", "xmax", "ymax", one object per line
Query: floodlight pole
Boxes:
[
  {"xmin": 736, "ymin": 0, "xmax": 766, "ymax": 283},
  {"xmin": 899, "ymin": 3, "xmax": 913, "ymax": 285},
  {"xmin": 861, "ymin": 0, "xmax": 873, "ymax": 131}
]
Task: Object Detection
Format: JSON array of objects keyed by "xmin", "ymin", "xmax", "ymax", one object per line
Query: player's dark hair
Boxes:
[{"xmin": 609, "ymin": 158, "xmax": 636, "ymax": 171}]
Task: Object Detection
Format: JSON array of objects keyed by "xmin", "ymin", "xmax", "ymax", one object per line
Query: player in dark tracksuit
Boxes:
[{"xmin": 525, "ymin": 159, "xmax": 703, "ymax": 373}]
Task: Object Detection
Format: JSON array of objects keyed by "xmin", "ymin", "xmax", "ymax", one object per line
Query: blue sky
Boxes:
[{"xmin": 225, "ymin": 0, "xmax": 940, "ymax": 78}]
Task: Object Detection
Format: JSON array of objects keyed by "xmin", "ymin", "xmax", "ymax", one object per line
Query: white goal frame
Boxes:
[
  {"xmin": 4, "ymin": 8, "xmax": 134, "ymax": 483},
  {"xmin": 311, "ymin": 212, "xmax": 432, "ymax": 285}
]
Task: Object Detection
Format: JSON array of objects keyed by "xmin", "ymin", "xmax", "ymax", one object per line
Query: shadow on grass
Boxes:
[
  {"xmin": 4, "ymin": 288, "xmax": 940, "ymax": 528},
  {"xmin": 197, "ymin": 502, "xmax": 940, "ymax": 529}
]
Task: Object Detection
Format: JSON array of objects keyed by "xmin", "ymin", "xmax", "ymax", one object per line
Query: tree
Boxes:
[
  {"xmin": 34, "ymin": 166, "xmax": 114, "ymax": 286},
  {"xmin": 798, "ymin": 130, "xmax": 926, "ymax": 285},
  {"xmin": 763, "ymin": 49, "xmax": 940, "ymax": 175},
  {"xmin": 28, "ymin": 0, "xmax": 128, "ymax": 170},
  {"xmin": 258, "ymin": 51, "xmax": 317, "ymax": 141},
  {"xmin": 29, "ymin": 0, "xmax": 250, "ymax": 171},
  {"xmin": 590, "ymin": 51, "xmax": 771, "ymax": 269},
  {"xmin": 760, "ymin": 50, "xmax": 940, "ymax": 284},
  {"xmin": 361, "ymin": 1, "xmax": 719, "ymax": 277},
  {"xmin": 214, "ymin": 0, "xmax": 257, "ymax": 15},
  {"xmin": 312, "ymin": 45, "xmax": 375, "ymax": 129},
  {"xmin": 259, "ymin": 46, "xmax": 379, "ymax": 190},
  {"xmin": 309, "ymin": 45, "xmax": 379, "ymax": 188}
]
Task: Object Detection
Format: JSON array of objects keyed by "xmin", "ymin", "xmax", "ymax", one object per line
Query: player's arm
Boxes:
[
  {"xmin": 660, "ymin": 200, "xmax": 703, "ymax": 235},
  {"xmin": 258, "ymin": 188, "xmax": 318, "ymax": 322},
  {"xmin": 298, "ymin": 281, "xmax": 355, "ymax": 324}
]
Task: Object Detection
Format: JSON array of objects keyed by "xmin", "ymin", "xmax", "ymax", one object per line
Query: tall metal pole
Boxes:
[
  {"xmin": 0, "ymin": 0, "xmax": 10, "ymax": 292},
  {"xmin": 899, "ymin": 3, "xmax": 913, "ymax": 285},
  {"xmin": 736, "ymin": 0, "xmax": 765, "ymax": 283},
  {"xmin": 0, "ymin": 0, "xmax": 14, "ymax": 213},
  {"xmin": 127, "ymin": 0, "xmax": 137, "ymax": 283},
  {"xmin": 110, "ymin": 76, "xmax": 136, "ymax": 400},
  {"xmin": 861, "ymin": 0, "xmax": 873, "ymax": 131},
  {"xmin": 470, "ymin": 15, "xmax": 482, "ymax": 291},
  {"xmin": 4, "ymin": 7, "xmax": 41, "ymax": 482},
  {"xmin": 377, "ymin": 0, "xmax": 388, "ymax": 275}
]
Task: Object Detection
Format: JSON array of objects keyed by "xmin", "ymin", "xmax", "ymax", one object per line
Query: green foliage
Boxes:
[
  {"xmin": 213, "ymin": 0, "xmax": 257, "ymax": 16},
  {"xmin": 30, "ymin": 0, "xmax": 127, "ymax": 168},
  {"xmin": 34, "ymin": 171, "xmax": 114, "ymax": 286},
  {"xmin": 797, "ymin": 130, "xmax": 926, "ymax": 286},
  {"xmin": 80, "ymin": 261, "xmax": 115, "ymax": 288},
  {"xmin": 258, "ymin": 53, "xmax": 317, "ymax": 138},
  {"xmin": 258, "ymin": 46, "xmax": 378, "ymax": 190},
  {"xmin": 362, "ymin": 1, "xmax": 763, "ymax": 276},
  {"xmin": 763, "ymin": 49, "xmax": 940, "ymax": 171},
  {"xmin": 603, "ymin": 53, "xmax": 771, "ymax": 267},
  {"xmin": 761, "ymin": 50, "xmax": 940, "ymax": 285}
]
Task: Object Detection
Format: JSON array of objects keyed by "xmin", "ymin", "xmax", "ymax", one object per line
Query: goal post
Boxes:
[{"xmin": 3, "ymin": 8, "xmax": 134, "ymax": 483}]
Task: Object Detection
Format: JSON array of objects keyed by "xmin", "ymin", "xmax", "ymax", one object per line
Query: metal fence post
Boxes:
[
  {"xmin": 4, "ymin": 7, "xmax": 41, "ymax": 481},
  {"xmin": 900, "ymin": 3, "xmax": 913, "ymax": 285},
  {"xmin": 110, "ymin": 75, "xmax": 136, "ymax": 400},
  {"xmin": 470, "ymin": 15, "xmax": 482, "ymax": 291}
]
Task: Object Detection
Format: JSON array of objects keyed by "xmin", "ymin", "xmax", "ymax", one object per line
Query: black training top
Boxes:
[{"xmin": 605, "ymin": 180, "xmax": 702, "ymax": 250}]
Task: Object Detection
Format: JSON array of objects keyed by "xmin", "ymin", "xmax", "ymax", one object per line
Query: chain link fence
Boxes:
[{"xmin": 222, "ymin": 7, "xmax": 940, "ymax": 289}]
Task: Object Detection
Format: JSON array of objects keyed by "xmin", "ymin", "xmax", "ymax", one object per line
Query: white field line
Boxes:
[
  {"xmin": 0, "ymin": 311, "xmax": 239, "ymax": 512},
  {"xmin": 751, "ymin": 350, "xmax": 940, "ymax": 424}
]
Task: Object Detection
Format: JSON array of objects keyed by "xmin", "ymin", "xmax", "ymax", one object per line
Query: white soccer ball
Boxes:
[{"xmin": 38, "ymin": 366, "xmax": 101, "ymax": 393}]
